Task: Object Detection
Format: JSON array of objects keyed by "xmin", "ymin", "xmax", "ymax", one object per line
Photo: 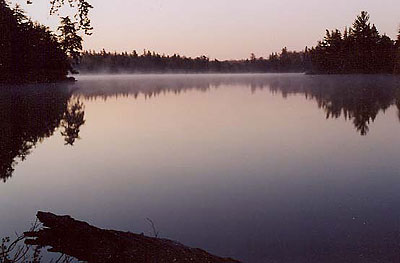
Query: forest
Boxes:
[
  {"xmin": 0, "ymin": 0, "xmax": 400, "ymax": 83},
  {"xmin": 0, "ymin": 0, "xmax": 83, "ymax": 83},
  {"xmin": 77, "ymin": 48, "xmax": 307, "ymax": 73},
  {"xmin": 77, "ymin": 12, "xmax": 400, "ymax": 74},
  {"xmin": 309, "ymin": 11, "xmax": 400, "ymax": 74}
]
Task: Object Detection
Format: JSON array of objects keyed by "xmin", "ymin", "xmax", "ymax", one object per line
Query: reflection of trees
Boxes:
[
  {"xmin": 1, "ymin": 75, "xmax": 398, "ymax": 182},
  {"xmin": 61, "ymin": 99, "xmax": 85, "ymax": 146},
  {"xmin": 0, "ymin": 84, "xmax": 85, "ymax": 182},
  {"xmin": 301, "ymin": 77, "xmax": 395, "ymax": 136},
  {"xmin": 396, "ymin": 89, "xmax": 400, "ymax": 122},
  {"xmin": 281, "ymin": 76, "xmax": 397, "ymax": 136},
  {"xmin": 75, "ymin": 75, "xmax": 400, "ymax": 136},
  {"xmin": 250, "ymin": 75, "xmax": 399, "ymax": 136},
  {"xmin": 75, "ymin": 75, "xmax": 215, "ymax": 101}
]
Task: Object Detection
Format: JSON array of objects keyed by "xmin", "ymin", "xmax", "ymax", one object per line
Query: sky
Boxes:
[{"xmin": 13, "ymin": 0, "xmax": 400, "ymax": 60}]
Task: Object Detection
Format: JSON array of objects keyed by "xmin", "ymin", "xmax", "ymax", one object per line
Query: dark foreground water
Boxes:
[{"xmin": 1, "ymin": 74, "xmax": 400, "ymax": 262}]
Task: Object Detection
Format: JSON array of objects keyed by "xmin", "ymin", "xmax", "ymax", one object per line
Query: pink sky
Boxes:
[{"xmin": 15, "ymin": 0, "xmax": 400, "ymax": 60}]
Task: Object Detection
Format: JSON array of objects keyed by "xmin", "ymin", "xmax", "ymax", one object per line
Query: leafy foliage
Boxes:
[{"xmin": 27, "ymin": 0, "xmax": 93, "ymax": 35}]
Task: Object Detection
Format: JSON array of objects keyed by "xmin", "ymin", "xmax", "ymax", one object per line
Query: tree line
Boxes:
[
  {"xmin": 0, "ymin": 0, "xmax": 83, "ymax": 83},
  {"xmin": 78, "ymin": 11, "xmax": 400, "ymax": 75},
  {"xmin": 77, "ymin": 48, "xmax": 308, "ymax": 74},
  {"xmin": 309, "ymin": 11, "xmax": 400, "ymax": 74},
  {"xmin": 1, "ymin": 3, "xmax": 400, "ymax": 83}
]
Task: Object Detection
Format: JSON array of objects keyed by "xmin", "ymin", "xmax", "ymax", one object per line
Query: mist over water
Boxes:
[{"xmin": 1, "ymin": 74, "xmax": 400, "ymax": 262}]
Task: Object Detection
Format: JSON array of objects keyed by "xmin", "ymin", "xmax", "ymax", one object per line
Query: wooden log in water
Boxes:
[{"xmin": 25, "ymin": 211, "xmax": 239, "ymax": 263}]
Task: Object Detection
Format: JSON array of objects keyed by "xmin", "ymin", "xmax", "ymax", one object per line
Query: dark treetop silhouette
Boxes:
[
  {"xmin": 25, "ymin": 0, "xmax": 93, "ymax": 34},
  {"xmin": 309, "ymin": 11, "xmax": 399, "ymax": 74},
  {"xmin": 0, "ymin": 1, "xmax": 84, "ymax": 83},
  {"xmin": 77, "ymin": 12, "xmax": 400, "ymax": 75},
  {"xmin": 2, "ymin": 6, "xmax": 399, "ymax": 80}
]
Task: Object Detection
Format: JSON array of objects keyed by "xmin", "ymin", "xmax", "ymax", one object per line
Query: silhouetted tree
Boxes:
[
  {"xmin": 26, "ymin": 0, "xmax": 93, "ymax": 34},
  {"xmin": 58, "ymin": 16, "xmax": 83, "ymax": 65},
  {"xmin": 310, "ymin": 11, "xmax": 397, "ymax": 74},
  {"xmin": 0, "ymin": 0, "xmax": 92, "ymax": 83},
  {"xmin": 0, "ymin": 1, "xmax": 73, "ymax": 83}
]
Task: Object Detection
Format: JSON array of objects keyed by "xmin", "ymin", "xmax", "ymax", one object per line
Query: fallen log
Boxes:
[{"xmin": 25, "ymin": 212, "xmax": 239, "ymax": 263}]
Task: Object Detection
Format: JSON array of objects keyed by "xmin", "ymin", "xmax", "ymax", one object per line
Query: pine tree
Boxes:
[
  {"xmin": 352, "ymin": 11, "xmax": 371, "ymax": 39},
  {"xmin": 58, "ymin": 16, "xmax": 83, "ymax": 64},
  {"xmin": 310, "ymin": 11, "xmax": 397, "ymax": 74}
]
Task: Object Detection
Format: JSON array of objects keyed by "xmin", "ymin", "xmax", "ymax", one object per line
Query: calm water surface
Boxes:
[{"xmin": 1, "ymin": 74, "xmax": 400, "ymax": 262}]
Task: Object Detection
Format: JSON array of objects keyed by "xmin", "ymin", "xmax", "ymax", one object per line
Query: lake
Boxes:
[{"xmin": 1, "ymin": 73, "xmax": 400, "ymax": 262}]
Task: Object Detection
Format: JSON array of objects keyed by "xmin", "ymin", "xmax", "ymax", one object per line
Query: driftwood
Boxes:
[{"xmin": 24, "ymin": 212, "xmax": 239, "ymax": 263}]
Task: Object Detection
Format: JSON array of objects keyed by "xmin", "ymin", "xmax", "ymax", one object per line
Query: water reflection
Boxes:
[
  {"xmin": 262, "ymin": 75, "xmax": 400, "ymax": 136},
  {"xmin": 61, "ymin": 99, "xmax": 86, "ymax": 146},
  {"xmin": 0, "ymin": 84, "xmax": 85, "ymax": 182},
  {"xmin": 1, "ymin": 74, "xmax": 399, "ymax": 182},
  {"xmin": 1, "ymin": 74, "xmax": 400, "ymax": 262},
  {"xmin": 75, "ymin": 74, "xmax": 400, "ymax": 136}
]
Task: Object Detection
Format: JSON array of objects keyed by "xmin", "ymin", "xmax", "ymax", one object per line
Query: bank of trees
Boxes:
[
  {"xmin": 0, "ymin": 0, "xmax": 84, "ymax": 83},
  {"xmin": 79, "ymin": 12, "xmax": 399, "ymax": 75},
  {"xmin": 1, "ymin": 4, "xmax": 400, "ymax": 81},
  {"xmin": 309, "ymin": 12, "xmax": 399, "ymax": 74},
  {"xmin": 78, "ymin": 48, "xmax": 308, "ymax": 73}
]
